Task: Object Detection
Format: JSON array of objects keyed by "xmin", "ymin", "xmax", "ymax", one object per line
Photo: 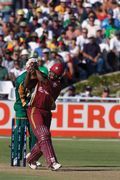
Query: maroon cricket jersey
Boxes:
[{"xmin": 30, "ymin": 79, "xmax": 61, "ymax": 110}]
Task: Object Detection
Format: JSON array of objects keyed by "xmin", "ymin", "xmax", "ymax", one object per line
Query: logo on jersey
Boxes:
[
  {"xmin": 38, "ymin": 86, "xmax": 49, "ymax": 94},
  {"xmin": 53, "ymin": 82, "xmax": 57, "ymax": 87}
]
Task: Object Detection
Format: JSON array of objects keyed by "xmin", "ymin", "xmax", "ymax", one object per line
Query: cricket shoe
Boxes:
[
  {"xmin": 26, "ymin": 153, "xmax": 41, "ymax": 169},
  {"xmin": 13, "ymin": 157, "xmax": 17, "ymax": 166},
  {"xmin": 51, "ymin": 162, "xmax": 62, "ymax": 171},
  {"xmin": 28, "ymin": 162, "xmax": 37, "ymax": 170},
  {"xmin": 36, "ymin": 161, "xmax": 42, "ymax": 167},
  {"xmin": 13, "ymin": 157, "xmax": 21, "ymax": 166}
]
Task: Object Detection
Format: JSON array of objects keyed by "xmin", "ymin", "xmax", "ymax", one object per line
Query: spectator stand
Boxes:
[{"xmin": 0, "ymin": 0, "xmax": 119, "ymax": 88}]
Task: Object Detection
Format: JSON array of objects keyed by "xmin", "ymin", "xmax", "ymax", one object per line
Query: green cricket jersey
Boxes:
[{"xmin": 14, "ymin": 71, "xmax": 30, "ymax": 118}]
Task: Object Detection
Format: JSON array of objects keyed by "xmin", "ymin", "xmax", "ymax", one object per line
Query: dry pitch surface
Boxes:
[{"xmin": 0, "ymin": 163, "xmax": 120, "ymax": 180}]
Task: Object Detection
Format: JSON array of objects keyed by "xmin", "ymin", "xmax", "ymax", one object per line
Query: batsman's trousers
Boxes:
[{"xmin": 27, "ymin": 106, "xmax": 58, "ymax": 167}]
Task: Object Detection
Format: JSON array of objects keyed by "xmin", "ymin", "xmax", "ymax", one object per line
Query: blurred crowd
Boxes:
[
  {"xmin": 63, "ymin": 85, "xmax": 111, "ymax": 98},
  {"xmin": 0, "ymin": 0, "xmax": 120, "ymax": 88}
]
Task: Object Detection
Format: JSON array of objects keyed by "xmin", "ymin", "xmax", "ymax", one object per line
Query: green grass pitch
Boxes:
[{"xmin": 0, "ymin": 137, "xmax": 120, "ymax": 180}]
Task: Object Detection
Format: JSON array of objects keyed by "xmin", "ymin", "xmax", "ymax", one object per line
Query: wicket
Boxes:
[
  {"xmin": 11, "ymin": 118, "xmax": 27, "ymax": 167},
  {"xmin": 23, "ymin": 121, "xmax": 27, "ymax": 167},
  {"xmin": 11, "ymin": 118, "xmax": 15, "ymax": 166}
]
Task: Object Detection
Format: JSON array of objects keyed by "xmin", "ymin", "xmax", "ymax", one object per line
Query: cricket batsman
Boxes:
[{"xmin": 26, "ymin": 63, "xmax": 64, "ymax": 170}]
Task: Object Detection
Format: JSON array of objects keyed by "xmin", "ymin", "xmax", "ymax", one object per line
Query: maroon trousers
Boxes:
[{"xmin": 27, "ymin": 106, "xmax": 57, "ymax": 167}]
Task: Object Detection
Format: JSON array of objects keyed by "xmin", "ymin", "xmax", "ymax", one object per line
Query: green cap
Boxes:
[{"xmin": 38, "ymin": 66, "xmax": 48, "ymax": 77}]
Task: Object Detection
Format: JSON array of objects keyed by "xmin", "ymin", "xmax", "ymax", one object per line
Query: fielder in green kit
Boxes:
[{"xmin": 13, "ymin": 58, "xmax": 41, "ymax": 166}]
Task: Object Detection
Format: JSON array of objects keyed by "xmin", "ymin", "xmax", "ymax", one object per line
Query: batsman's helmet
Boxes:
[
  {"xmin": 50, "ymin": 63, "xmax": 64, "ymax": 76},
  {"xmin": 38, "ymin": 66, "xmax": 48, "ymax": 77}
]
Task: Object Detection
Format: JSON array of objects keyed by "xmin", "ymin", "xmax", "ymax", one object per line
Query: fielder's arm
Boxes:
[
  {"xmin": 18, "ymin": 82, "xmax": 27, "ymax": 108},
  {"xmin": 24, "ymin": 71, "xmax": 31, "ymax": 89}
]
